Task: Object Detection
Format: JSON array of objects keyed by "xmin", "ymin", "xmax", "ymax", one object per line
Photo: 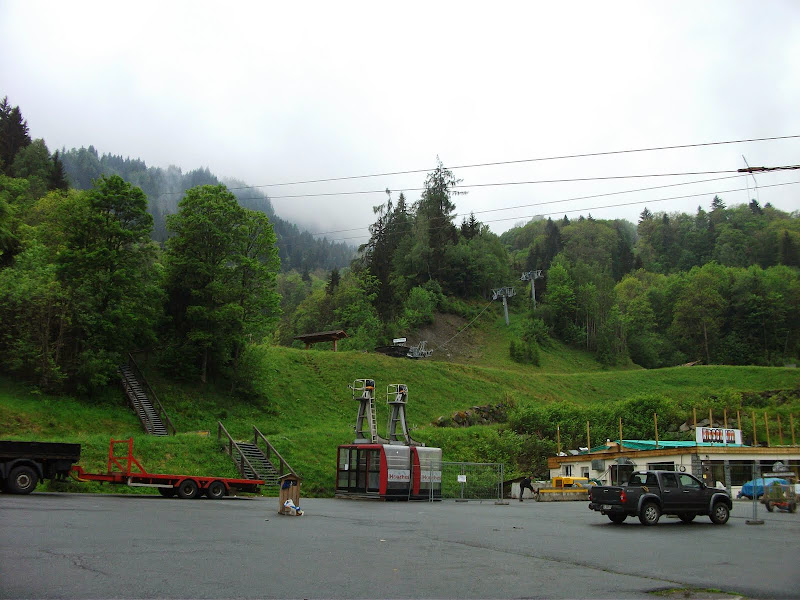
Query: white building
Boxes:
[{"xmin": 548, "ymin": 439, "xmax": 800, "ymax": 496}]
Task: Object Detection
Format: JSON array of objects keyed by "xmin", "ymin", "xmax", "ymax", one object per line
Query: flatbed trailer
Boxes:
[{"xmin": 70, "ymin": 438, "xmax": 263, "ymax": 499}]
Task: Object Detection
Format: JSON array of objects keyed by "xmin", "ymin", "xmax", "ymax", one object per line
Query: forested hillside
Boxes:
[
  {"xmin": 1, "ymin": 93, "xmax": 799, "ymax": 404},
  {"xmin": 59, "ymin": 146, "xmax": 354, "ymax": 273},
  {"xmin": 278, "ymin": 160, "xmax": 800, "ymax": 370}
]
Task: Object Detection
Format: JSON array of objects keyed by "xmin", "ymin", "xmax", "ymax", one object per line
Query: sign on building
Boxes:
[{"xmin": 695, "ymin": 427, "xmax": 742, "ymax": 445}]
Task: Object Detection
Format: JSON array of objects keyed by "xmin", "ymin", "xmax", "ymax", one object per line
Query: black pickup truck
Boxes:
[
  {"xmin": 0, "ymin": 440, "xmax": 81, "ymax": 494},
  {"xmin": 589, "ymin": 470, "xmax": 732, "ymax": 525}
]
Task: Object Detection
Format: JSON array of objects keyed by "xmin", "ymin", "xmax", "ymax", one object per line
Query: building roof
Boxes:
[
  {"xmin": 293, "ymin": 330, "xmax": 348, "ymax": 343},
  {"xmin": 583, "ymin": 439, "xmax": 747, "ymax": 454}
]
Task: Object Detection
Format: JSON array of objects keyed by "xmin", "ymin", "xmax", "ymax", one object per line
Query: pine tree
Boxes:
[
  {"xmin": 0, "ymin": 97, "xmax": 32, "ymax": 173},
  {"xmin": 49, "ymin": 151, "xmax": 69, "ymax": 191}
]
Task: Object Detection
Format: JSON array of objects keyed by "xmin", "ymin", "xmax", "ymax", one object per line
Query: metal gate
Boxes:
[{"xmin": 436, "ymin": 461, "xmax": 504, "ymax": 502}]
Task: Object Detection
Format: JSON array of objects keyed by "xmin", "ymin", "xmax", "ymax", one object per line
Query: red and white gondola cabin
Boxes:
[{"xmin": 336, "ymin": 443, "xmax": 442, "ymax": 500}]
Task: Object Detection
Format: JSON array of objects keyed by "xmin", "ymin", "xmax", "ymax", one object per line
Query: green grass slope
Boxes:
[{"xmin": 2, "ymin": 341, "xmax": 798, "ymax": 496}]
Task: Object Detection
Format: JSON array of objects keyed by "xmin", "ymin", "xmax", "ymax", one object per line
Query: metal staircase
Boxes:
[
  {"xmin": 218, "ymin": 423, "xmax": 296, "ymax": 488},
  {"xmin": 235, "ymin": 442, "xmax": 280, "ymax": 486},
  {"xmin": 119, "ymin": 356, "xmax": 175, "ymax": 436}
]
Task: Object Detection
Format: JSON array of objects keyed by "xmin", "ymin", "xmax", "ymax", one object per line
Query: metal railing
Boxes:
[
  {"xmin": 217, "ymin": 421, "xmax": 262, "ymax": 480},
  {"xmin": 253, "ymin": 426, "xmax": 296, "ymax": 477},
  {"xmin": 126, "ymin": 353, "xmax": 176, "ymax": 435}
]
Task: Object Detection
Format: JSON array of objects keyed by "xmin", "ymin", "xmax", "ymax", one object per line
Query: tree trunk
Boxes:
[
  {"xmin": 201, "ymin": 348, "xmax": 208, "ymax": 384},
  {"xmin": 703, "ymin": 320, "xmax": 710, "ymax": 365}
]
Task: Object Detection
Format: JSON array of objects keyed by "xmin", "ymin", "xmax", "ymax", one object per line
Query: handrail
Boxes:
[
  {"xmin": 217, "ymin": 421, "xmax": 263, "ymax": 480},
  {"xmin": 253, "ymin": 426, "xmax": 297, "ymax": 477},
  {"xmin": 127, "ymin": 353, "xmax": 177, "ymax": 435}
]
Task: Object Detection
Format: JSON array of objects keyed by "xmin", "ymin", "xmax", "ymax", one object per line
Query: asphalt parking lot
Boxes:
[{"xmin": 1, "ymin": 493, "xmax": 798, "ymax": 599}]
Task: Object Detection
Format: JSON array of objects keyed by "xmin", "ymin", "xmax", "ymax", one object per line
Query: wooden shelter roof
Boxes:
[{"xmin": 293, "ymin": 330, "xmax": 348, "ymax": 344}]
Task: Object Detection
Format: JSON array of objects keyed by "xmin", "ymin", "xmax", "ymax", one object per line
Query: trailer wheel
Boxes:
[
  {"xmin": 7, "ymin": 465, "xmax": 38, "ymax": 494},
  {"xmin": 206, "ymin": 481, "xmax": 226, "ymax": 499},
  {"xmin": 177, "ymin": 479, "xmax": 199, "ymax": 499},
  {"xmin": 158, "ymin": 487, "xmax": 177, "ymax": 498},
  {"xmin": 638, "ymin": 502, "xmax": 661, "ymax": 526}
]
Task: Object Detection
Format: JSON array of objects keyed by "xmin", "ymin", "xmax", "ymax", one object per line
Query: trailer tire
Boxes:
[
  {"xmin": 206, "ymin": 481, "xmax": 226, "ymax": 499},
  {"xmin": 177, "ymin": 479, "xmax": 199, "ymax": 499},
  {"xmin": 158, "ymin": 487, "xmax": 177, "ymax": 498},
  {"xmin": 638, "ymin": 501, "xmax": 661, "ymax": 526},
  {"xmin": 7, "ymin": 465, "xmax": 38, "ymax": 494}
]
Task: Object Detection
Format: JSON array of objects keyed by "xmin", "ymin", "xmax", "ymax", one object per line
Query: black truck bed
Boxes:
[{"xmin": 0, "ymin": 440, "xmax": 81, "ymax": 461}]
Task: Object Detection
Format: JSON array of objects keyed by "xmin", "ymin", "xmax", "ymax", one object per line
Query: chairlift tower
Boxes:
[
  {"xmin": 492, "ymin": 286, "xmax": 516, "ymax": 326},
  {"xmin": 386, "ymin": 384, "xmax": 422, "ymax": 446},
  {"xmin": 350, "ymin": 379, "xmax": 386, "ymax": 444},
  {"xmin": 520, "ymin": 270, "xmax": 543, "ymax": 309}
]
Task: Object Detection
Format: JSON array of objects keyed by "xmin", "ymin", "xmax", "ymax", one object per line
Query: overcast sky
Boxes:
[{"xmin": 2, "ymin": 1, "xmax": 798, "ymax": 242}]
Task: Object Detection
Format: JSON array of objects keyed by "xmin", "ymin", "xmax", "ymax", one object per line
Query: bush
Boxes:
[
  {"xmin": 509, "ymin": 339, "xmax": 540, "ymax": 366},
  {"xmin": 523, "ymin": 317, "xmax": 551, "ymax": 347},
  {"xmin": 401, "ymin": 286, "xmax": 436, "ymax": 329}
]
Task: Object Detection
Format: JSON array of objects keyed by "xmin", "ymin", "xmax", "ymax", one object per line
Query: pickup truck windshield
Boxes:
[{"xmin": 628, "ymin": 473, "xmax": 658, "ymax": 486}]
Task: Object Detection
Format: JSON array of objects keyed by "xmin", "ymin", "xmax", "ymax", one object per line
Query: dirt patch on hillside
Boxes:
[{"xmin": 407, "ymin": 313, "xmax": 481, "ymax": 362}]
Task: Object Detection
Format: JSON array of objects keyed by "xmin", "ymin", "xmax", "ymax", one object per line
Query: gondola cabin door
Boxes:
[{"xmin": 337, "ymin": 445, "xmax": 382, "ymax": 496}]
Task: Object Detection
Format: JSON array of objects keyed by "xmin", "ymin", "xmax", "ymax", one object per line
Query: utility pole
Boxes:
[
  {"xmin": 492, "ymin": 286, "xmax": 516, "ymax": 326},
  {"xmin": 520, "ymin": 270, "xmax": 543, "ymax": 309}
]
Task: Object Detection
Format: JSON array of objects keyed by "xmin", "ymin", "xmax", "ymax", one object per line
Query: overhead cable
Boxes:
[{"xmin": 319, "ymin": 179, "xmax": 800, "ymax": 243}]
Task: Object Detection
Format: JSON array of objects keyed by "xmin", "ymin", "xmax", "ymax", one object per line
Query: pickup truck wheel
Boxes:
[
  {"xmin": 7, "ymin": 465, "xmax": 38, "ymax": 494},
  {"xmin": 608, "ymin": 513, "xmax": 626, "ymax": 524},
  {"xmin": 158, "ymin": 487, "xmax": 177, "ymax": 498},
  {"xmin": 206, "ymin": 481, "xmax": 226, "ymax": 499},
  {"xmin": 710, "ymin": 502, "xmax": 730, "ymax": 525},
  {"xmin": 679, "ymin": 514, "xmax": 696, "ymax": 523},
  {"xmin": 638, "ymin": 502, "xmax": 661, "ymax": 526},
  {"xmin": 177, "ymin": 479, "xmax": 199, "ymax": 499},
  {"xmin": 764, "ymin": 500, "xmax": 774, "ymax": 512}
]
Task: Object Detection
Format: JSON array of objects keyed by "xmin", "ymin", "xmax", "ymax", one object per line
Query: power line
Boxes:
[
  {"xmin": 154, "ymin": 134, "xmax": 800, "ymax": 197},
  {"xmin": 215, "ymin": 134, "xmax": 800, "ymax": 192},
  {"xmin": 301, "ymin": 172, "xmax": 787, "ymax": 238},
  {"xmin": 318, "ymin": 179, "xmax": 800, "ymax": 243},
  {"xmin": 305, "ymin": 173, "xmax": 741, "ymax": 237},
  {"xmin": 239, "ymin": 168, "xmax": 800, "ymax": 201}
]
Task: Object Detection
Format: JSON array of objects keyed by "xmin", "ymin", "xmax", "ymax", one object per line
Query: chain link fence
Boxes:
[{"xmin": 434, "ymin": 461, "xmax": 504, "ymax": 502}]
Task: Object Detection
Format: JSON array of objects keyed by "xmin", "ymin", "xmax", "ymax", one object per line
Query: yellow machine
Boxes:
[{"xmin": 551, "ymin": 476, "xmax": 590, "ymax": 488}]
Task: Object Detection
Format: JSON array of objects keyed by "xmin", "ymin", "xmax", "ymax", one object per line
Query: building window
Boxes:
[
  {"xmin": 581, "ymin": 467, "xmax": 590, "ymax": 479},
  {"xmin": 647, "ymin": 462, "xmax": 675, "ymax": 471},
  {"xmin": 729, "ymin": 460, "xmax": 755, "ymax": 486},
  {"xmin": 564, "ymin": 465, "xmax": 572, "ymax": 476}
]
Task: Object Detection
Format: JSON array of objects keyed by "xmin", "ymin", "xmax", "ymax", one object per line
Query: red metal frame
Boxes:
[{"xmin": 108, "ymin": 437, "xmax": 148, "ymax": 475}]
